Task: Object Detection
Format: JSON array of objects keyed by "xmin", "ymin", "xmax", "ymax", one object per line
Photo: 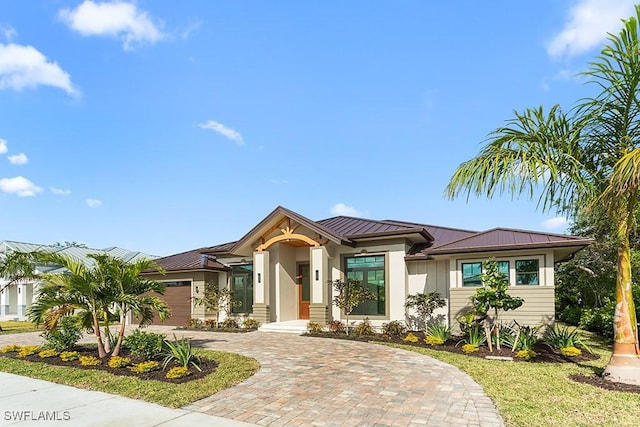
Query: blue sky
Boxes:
[{"xmin": 0, "ymin": 0, "xmax": 636, "ymax": 256}]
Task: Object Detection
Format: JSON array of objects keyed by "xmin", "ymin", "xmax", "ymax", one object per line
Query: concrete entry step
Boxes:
[{"xmin": 258, "ymin": 319, "xmax": 308, "ymax": 334}]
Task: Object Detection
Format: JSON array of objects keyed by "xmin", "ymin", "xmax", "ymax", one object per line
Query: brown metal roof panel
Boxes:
[{"xmin": 147, "ymin": 248, "xmax": 229, "ymax": 273}]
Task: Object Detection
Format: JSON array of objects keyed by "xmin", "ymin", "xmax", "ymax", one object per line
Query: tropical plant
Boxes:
[
  {"xmin": 404, "ymin": 292, "xmax": 446, "ymax": 331},
  {"xmin": 459, "ymin": 324, "xmax": 487, "ymax": 348},
  {"xmin": 446, "ymin": 7, "xmax": 640, "ymax": 383},
  {"xmin": 40, "ymin": 315, "xmax": 83, "ymax": 352},
  {"xmin": 0, "ymin": 251, "xmax": 38, "ymax": 293},
  {"xmin": 470, "ymin": 259, "xmax": 524, "ymax": 351},
  {"xmin": 382, "ymin": 320, "xmax": 407, "ymax": 336},
  {"xmin": 327, "ymin": 320, "xmax": 345, "ymax": 333},
  {"xmin": 123, "ymin": 329, "xmax": 166, "ymax": 360},
  {"xmin": 426, "ymin": 321, "xmax": 451, "ymax": 344},
  {"xmin": 192, "ymin": 281, "xmax": 239, "ymax": 328},
  {"xmin": 220, "ymin": 318, "xmax": 239, "ymax": 329},
  {"xmin": 515, "ymin": 326, "xmax": 540, "ymax": 351},
  {"xmin": 162, "ymin": 335, "xmax": 201, "ymax": 372},
  {"xmin": 353, "ymin": 318, "xmax": 375, "ymax": 336},
  {"xmin": 331, "ymin": 278, "xmax": 377, "ymax": 335},
  {"xmin": 544, "ymin": 324, "xmax": 592, "ymax": 353}
]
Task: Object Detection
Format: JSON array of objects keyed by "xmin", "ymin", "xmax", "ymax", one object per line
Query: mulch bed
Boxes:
[
  {"xmin": 175, "ymin": 327, "xmax": 257, "ymax": 333},
  {"xmin": 304, "ymin": 331, "xmax": 600, "ymax": 363},
  {"xmin": 0, "ymin": 347, "xmax": 217, "ymax": 384},
  {"xmin": 570, "ymin": 374, "xmax": 640, "ymax": 394}
]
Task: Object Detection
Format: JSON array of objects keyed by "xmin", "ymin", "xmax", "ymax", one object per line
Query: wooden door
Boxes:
[{"xmin": 298, "ymin": 264, "xmax": 310, "ymax": 319}]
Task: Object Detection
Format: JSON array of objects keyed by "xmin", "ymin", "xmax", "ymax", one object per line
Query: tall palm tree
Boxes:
[
  {"xmin": 446, "ymin": 7, "xmax": 640, "ymax": 385},
  {"xmin": 28, "ymin": 252, "xmax": 111, "ymax": 358},
  {"xmin": 96, "ymin": 255, "xmax": 169, "ymax": 356}
]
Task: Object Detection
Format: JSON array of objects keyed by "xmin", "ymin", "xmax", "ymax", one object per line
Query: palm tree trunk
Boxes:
[
  {"xmin": 92, "ymin": 313, "xmax": 107, "ymax": 358},
  {"xmin": 111, "ymin": 309, "xmax": 127, "ymax": 357},
  {"xmin": 604, "ymin": 218, "xmax": 640, "ymax": 384}
]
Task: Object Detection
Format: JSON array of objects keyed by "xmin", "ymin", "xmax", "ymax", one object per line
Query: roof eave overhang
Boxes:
[
  {"xmin": 412, "ymin": 240, "xmax": 593, "ymax": 257},
  {"xmin": 141, "ymin": 266, "xmax": 230, "ymax": 275},
  {"xmin": 348, "ymin": 228, "xmax": 433, "ymax": 243}
]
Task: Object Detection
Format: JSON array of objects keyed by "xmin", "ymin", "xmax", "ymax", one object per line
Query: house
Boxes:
[
  {"xmin": 0, "ymin": 240, "xmax": 157, "ymax": 321},
  {"xmin": 142, "ymin": 206, "xmax": 592, "ymax": 329}
]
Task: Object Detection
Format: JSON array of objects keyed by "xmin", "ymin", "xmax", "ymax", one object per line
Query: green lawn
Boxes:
[
  {"xmin": 0, "ymin": 321, "xmax": 40, "ymax": 335},
  {"xmin": 386, "ymin": 332, "xmax": 640, "ymax": 427},
  {"xmin": 0, "ymin": 349, "xmax": 259, "ymax": 408}
]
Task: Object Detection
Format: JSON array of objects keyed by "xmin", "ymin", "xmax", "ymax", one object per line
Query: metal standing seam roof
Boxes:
[{"xmin": 147, "ymin": 248, "xmax": 229, "ymax": 273}]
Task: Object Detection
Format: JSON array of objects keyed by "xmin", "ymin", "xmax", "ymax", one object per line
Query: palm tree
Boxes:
[
  {"xmin": 28, "ymin": 252, "xmax": 111, "ymax": 358},
  {"xmin": 446, "ymin": 7, "xmax": 640, "ymax": 385},
  {"xmin": 98, "ymin": 255, "xmax": 169, "ymax": 356}
]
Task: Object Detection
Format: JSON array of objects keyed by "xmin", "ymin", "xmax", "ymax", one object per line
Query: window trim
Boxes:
[
  {"xmin": 456, "ymin": 255, "xmax": 545, "ymax": 288},
  {"xmin": 340, "ymin": 252, "xmax": 390, "ymax": 320}
]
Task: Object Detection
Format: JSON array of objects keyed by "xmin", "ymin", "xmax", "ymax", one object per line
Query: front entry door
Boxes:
[{"xmin": 298, "ymin": 264, "xmax": 310, "ymax": 319}]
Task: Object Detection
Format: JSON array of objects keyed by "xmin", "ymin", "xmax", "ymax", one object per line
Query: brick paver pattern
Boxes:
[{"xmin": 0, "ymin": 327, "xmax": 504, "ymax": 427}]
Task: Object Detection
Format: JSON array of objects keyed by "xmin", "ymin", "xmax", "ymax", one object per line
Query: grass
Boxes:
[
  {"xmin": 385, "ymin": 331, "xmax": 640, "ymax": 427},
  {"xmin": 0, "ymin": 321, "xmax": 40, "ymax": 335},
  {"xmin": 0, "ymin": 349, "xmax": 259, "ymax": 408}
]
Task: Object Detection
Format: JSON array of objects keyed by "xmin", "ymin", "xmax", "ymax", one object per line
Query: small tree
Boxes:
[
  {"xmin": 471, "ymin": 259, "xmax": 524, "ymax": 350},
  {"xmin": 193, "ymin": 281, "xmax": 238, "ymax": 327},
  {"xmin": 404, "ymin": 292, "xmax": 446, "ymax": 331},
  {"xmin": 331, "ymin": 278, "xmax": 377, "ymax": 335}
]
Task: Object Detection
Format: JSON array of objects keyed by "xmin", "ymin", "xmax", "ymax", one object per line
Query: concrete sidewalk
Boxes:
[{"xmin": 0, "ymin": 372, "xmax": 255, "ymax": 427}]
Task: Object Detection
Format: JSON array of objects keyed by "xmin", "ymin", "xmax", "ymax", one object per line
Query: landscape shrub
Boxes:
[
  {"xmin": 108, "ymin": 356, "xmax": 131, "ymax": 368},
  {"xmin": 123, "ymin": 329, "xmax": 166, "ymax": 360},
  {"xmin": 60, "ymin": 351, "xmax": 79, "ymax": 362},
  {"xmin": 381, "ymin": 320, "xmax": 407, "ymax": 336},
  {"xmin": 129, "ymin": 361, "xmax": 160, "ymax": 374},
  {"xmin": 165, "ymin": 366, "xmax": 190, "ymax": 379},
  {"xmin": 426, "ymin": 322, "xmax": 451, "ymax": 344},
  {"xmin": 307, "ymin": 322, "xmax": 323, "ymax": 333},
  {"xmin": 40, "ymin": 316, "xmax": 82, "ymax": 352},
  {"xmin": 579, "ymin": 302, "xmax": 615, "ymax": 340},
  {"xmin": 353, "ymin": 319, "xmax": 375, "ymax": 336},
  {"xmin": 163, "ymin": 335, "xmax": 201, "ymax": 371},
  {"xmin": 18, "ymin": 346, "xmax": 39, "ymax": 357},
  {"xmin": 515, "ymin": 349, "xmax": 537, "ymax": 360},
  {"xmin": 243, "ymin": 318, "xmax": 260, "ymax": 329},
  {"xmin": 557, "ymin": 305, "xmax": 582, "ymax": 326},
  {"xmin": 402, "ymin": 332, "xmax": 419, "ymax": 343},
  {"xmin": 560, "ymin": 346, "xmax": 582, "ymax": 357},
  {"xmin": 220, "ymin": 318, "xmax": 239, "ymax": 329},
  {"xmin": 544, "ymin": 324, "xmax": 591, "ymax": 353},
  {"xmin": 204, "ymin": 319, "xmax": 217, "ymax": 328},
  {"xmin": 515, "ymin": 325, "xmax": 540, "ymax": 351},
  {"xmin": 38, "ymin": 349, "xmax": 59, "ymax": 358},
  {"xmin": 327, "ymin": 320, "xmax": 345, "ymax": 333},
  {"xmin": 187, "ymin": 318, "xmax": 203, "ymax": 328},
  {"xmin": 425, "ymin": 336, "xmax": 444, "ymax": 346},
  {"xmin": 463, "ymin": 324, "xmax": 487, "ymax": 347},
  {"xmin": 461, "ymin": 344, "xmax": 479, "ymax": 354},
  {"xmin": 0, "ymin": 345, "xmax": 21, "ymax": 353},
  {"xmin": 79, "ymin": 355, "xmax": 101, "ymax": 366}
]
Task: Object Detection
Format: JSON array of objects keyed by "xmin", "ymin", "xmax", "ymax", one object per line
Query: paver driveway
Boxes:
[{"xmin": 0, "ymin": 327, "xmax": 504, "ymax": 426}]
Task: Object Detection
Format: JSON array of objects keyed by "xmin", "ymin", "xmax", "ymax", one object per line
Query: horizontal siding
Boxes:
[{"xmin": 450, "ymin": 286, "xmax": 555, "ymax": 333}]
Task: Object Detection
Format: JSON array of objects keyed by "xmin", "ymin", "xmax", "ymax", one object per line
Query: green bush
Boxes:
[
  {"xmin": 544, "ymin": 324, "xmax": 591, "ymax": 353},
  {"xmin": 515, "ymin": 325, "xmax": 540, "ymax": 351},
  {"xmin": 426, "ymin": 322, "xmax": 451, "ymax": 344},
  {"xmin": 163, "ymin": 334, "xmax": 201, "ymax": 371},
  {"xmin": 242, "ymin": 318, "xmax": 260, "ymax": 329},
  {"xmin": 60, "ymin": 351, "xmax": 79, "ymax": 361},
  {"xmin": 580, "ymin": 302, "xmax": 615, "ymax": 340},
  {"xmin": 558, "ymin": 305, "xmax": 582, "ymax": 326},
  {"xmin": 40, "ymin": 316, "xmax": 82, "ymax": 352},
  {"xmin": 381, "ymin": 320, "xmax": 407, "ymax": 336},
  {"xmin": 123, "ymin": 329, "xmax": 166, "ymax": 360}
]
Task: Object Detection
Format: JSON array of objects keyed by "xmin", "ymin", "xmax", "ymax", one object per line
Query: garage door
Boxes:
[{"xmin": 145, "ymin": 281, "xmax": 192, "ymax": 326}]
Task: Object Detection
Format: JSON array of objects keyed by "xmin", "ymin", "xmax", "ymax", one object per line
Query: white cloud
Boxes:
[
  {"xmin": 0, "ymin": 138, "xmax": 7, "ymax": 154},
  {"xmin": 0, "ymin": 25, "xmax": 17, "ymax": 42},
  {"xmin": 0, "ymin": 176, "xmax": 42, "ymax": 197},
  {"xmin": 8, "ymin": 153, "xmax": 28, "ymax": 165},
  {"xmin": 50, "ymin": 187, "xmax": 71, "ymax": 196},
  {"xmin": 547, "ymin": 0, "xmax": 636, "ymax": 58},
  {"xmin": 198, "ymin": 120, "xmax": 245, "ymax": 146},
  {"xmin": 0, "ymin": 43, "xmax": 77, "ymax": 95},
  {"xmin": 59, "ymin": 0, "xmax": 165, "ymax": 51},
  {"xmin": 331, "ymin": 203, "xmax": 365, "ymax": 217},
  {"xmin": 85, "ymin": 198, "xmax": 103, "ymax": 208},
  {"xmin": 540, "ymin": 216, "xmax": 570, "ymax": 231}
]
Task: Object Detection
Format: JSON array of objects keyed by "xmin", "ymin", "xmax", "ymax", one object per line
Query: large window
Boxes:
[
  {"xmin": 462, "ymin": 262, "xmax": 482, "ymax": 287},
  {"xmin": 231, "ymin": 265, "xmax": 253, "ymax": 313},
  {"xmin": 516, "ymin": 260, "xmax": 539, "ymax": 285},
  {"xmin": 345, "ymin": 255, "xmax": 385, "ymax": 316}
]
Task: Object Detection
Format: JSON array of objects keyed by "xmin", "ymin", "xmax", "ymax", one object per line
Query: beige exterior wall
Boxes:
[
  {"xmin": 406, "ymin": 260, "xmax": 450, "ymax": 327},
  {"xmin": 449, "ymin": 286, "xmax": 555, "ymax": 333}
]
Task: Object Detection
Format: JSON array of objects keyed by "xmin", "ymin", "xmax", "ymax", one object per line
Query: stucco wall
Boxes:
[{"xmin": 406, "ymin": 260, "xmax": 450, "ymax": 327}]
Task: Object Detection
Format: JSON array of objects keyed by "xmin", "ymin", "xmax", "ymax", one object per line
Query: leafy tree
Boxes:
[
  {"xmin": 446, "ymin": 8, "xmax": 640, "ymax": 383},
  {"xmin": 471, "ymin": 259, "xmax": 524, "ymax": 350},
  {"xmin": 404, "ymin": 292, "xmax": 446, "ymax": 331},
  {"xmin": 0, "ymin": 251, "xmax": 38, "ymax": 292},
  {"xmin": 192, "ymin": 281, "xmax": 238, "ymax": 328},
  {"xmin": 331, "ymin": 278, "xmax": 377, "ymax": 335}
]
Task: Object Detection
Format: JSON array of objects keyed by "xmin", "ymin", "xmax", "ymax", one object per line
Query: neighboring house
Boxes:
[
  {"xmin": 0, "ymin": 240, "xmax": 157, "ymax": 321},
  {"xmin": 142, "ymin": 206, "xmax": 592, "ymax": 329}
]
